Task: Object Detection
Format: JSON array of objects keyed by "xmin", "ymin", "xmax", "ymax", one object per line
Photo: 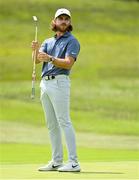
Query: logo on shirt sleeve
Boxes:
[{"xmin": 71, "ymin": 52, "xmax": 76, "ymax": 55}]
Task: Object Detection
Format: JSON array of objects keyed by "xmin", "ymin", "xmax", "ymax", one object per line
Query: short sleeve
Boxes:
[{"xmin": 65, "ymin": 39, "xmax": 80, "ymax": 60}]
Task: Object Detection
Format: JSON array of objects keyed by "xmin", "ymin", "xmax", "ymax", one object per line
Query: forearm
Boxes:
[{"xmin": 51, "ymin": 57, "xmax": 74, "ymax": 69}]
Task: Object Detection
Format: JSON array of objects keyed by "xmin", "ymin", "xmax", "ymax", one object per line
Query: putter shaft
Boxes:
[{"xmin": 31, "ymin": 16, "xmax": 38, "ymax": 99}]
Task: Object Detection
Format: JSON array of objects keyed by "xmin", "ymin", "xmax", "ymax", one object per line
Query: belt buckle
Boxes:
[{"xmin": 44, "ymin": 76, "xmax": 49, "ymax": 80}]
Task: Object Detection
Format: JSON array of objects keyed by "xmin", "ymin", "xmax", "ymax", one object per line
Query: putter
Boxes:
[{"xmin": 31, "ymin": 16, "xmax": 38, "ymax": 99}]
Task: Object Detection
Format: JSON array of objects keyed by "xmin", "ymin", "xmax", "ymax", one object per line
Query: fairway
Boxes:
[{"xmin": 0, "ymin": 161, "xmax": 138, "ymax": 180}]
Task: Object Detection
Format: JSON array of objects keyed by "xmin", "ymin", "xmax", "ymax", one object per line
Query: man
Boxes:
[{"xmin": 31, "ymin": 8, "xmax": 80, "ymax": 172}]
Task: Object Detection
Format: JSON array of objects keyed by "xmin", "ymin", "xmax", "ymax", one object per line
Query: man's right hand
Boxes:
[
  {"xmin": 31, "ymin": 41, "xmax": 39, "ymax": 51},
  {"xmin": 31, "ymin": 41, "xmax": 41, "ymax": 64}
]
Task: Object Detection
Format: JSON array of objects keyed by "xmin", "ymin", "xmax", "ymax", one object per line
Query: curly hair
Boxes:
[{"xmin": 50, "ymin": 20, "xmax": 73, "ymax": 32}]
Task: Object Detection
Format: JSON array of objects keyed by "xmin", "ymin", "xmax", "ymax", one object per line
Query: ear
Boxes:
[{"xmin": 53, "ymin": 19, "xmax": 56, "ymax": 24}]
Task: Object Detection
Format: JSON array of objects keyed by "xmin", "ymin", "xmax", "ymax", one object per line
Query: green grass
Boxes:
[
  {"xmin": 1, "ymin": 162, "xmax": 138, "ymax": 180},
  {"xmin": 0, "ymin": 0, "xmax": 139, "ymax": 80},
  {"xmin": 0, "ymin": 144, "xmax": 139, "ymax": 179},
  {"xmin": 1, "ymin": 144, "xmax": 139, "ymax": 164},
  {"xmin": 0, "ymin": 80, "xmax": 139, "ymax": 135}
]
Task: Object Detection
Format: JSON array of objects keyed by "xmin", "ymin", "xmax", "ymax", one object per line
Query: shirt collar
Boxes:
[{"xmin": 54, "ymin": 31, "xmax": 71, "ymax": 39}]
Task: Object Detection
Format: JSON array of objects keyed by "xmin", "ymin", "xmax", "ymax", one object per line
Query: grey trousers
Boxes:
[{"xmin": 40, "ymin": 75, "xmax": 78, "ymax": 163}]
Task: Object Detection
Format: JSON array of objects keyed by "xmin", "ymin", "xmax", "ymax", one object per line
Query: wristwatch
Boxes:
[{"xmin": 49, "ymin": 56, "xmax": 56, "ymax": 62}]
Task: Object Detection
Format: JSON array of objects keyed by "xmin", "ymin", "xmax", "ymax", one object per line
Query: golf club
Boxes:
[{"xmin": 31, "ymin": 16, "xmax": 38, "ymax": 99}]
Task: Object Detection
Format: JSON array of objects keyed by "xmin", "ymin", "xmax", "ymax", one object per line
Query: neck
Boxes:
[{"xmin": 56, "ymin": 31, "xmax": 66, "ymax": 37}]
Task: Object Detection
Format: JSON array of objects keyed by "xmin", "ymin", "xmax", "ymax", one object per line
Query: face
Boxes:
[{"xmin": 55, "ymin": 15, "xmax": 71, "ymax": 32}]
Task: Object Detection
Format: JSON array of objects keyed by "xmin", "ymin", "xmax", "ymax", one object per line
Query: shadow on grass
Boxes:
[{"xmin": 70, "ymin": 171, "xmax": 124, "ymax": 174}]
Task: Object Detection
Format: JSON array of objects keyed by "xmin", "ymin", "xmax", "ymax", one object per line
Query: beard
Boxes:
[{"xmin": 56, "ymin": 23, "xmax": 70, "ymax": 32}]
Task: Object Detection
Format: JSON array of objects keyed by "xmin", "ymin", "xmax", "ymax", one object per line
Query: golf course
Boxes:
[{"xmin": 0, "ymin": 0, "xmax": 139, "ymax": 179}]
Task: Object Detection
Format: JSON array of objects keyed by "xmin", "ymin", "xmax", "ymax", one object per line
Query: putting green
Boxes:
[{"xmin": 0, "ymin": 161, "xmax": 138, "ymax": 180}]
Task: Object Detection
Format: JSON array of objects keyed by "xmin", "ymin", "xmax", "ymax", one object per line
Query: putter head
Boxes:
[
  {"xmin": 33, "ymin": 16, "xmax": 38, "ymax": 22},
  {"xmin": 31, "ymin": 87, "xmax": 35, "ymax": 99}
]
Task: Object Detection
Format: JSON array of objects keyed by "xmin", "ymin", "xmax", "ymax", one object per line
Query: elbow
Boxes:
[
  {"xmin": 64, "ymin": 64, "xmax": 72, "ymax": 70},
  {"xmin": 64, "ymin": 66, "xmax": 71, "ymax": 70},
  {"xmin": 64, "ymin": 60, "xmax": 73, "ymax": 69}
]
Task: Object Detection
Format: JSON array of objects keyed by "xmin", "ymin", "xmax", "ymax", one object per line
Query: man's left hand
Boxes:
[{"xmin": 37, "ymin": 52, "xmax": 50, "ymax": 62}]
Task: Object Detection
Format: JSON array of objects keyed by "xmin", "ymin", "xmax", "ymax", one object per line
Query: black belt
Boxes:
[{"xmin": 44, "ymin": 75, "xmax": 55, "ymax": 80}]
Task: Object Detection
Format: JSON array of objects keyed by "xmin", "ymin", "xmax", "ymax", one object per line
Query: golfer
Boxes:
[{"xmin": 31, "ymin": 8, "xmax": 80, "ymax": 172}]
